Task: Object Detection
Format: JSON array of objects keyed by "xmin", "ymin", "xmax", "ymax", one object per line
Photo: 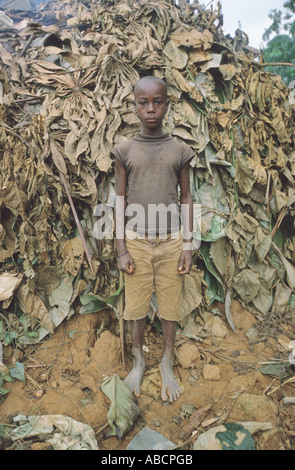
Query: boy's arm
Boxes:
[
  {"xmin": 178, "ymin": 161, "xmax": 193, "ymax": 275},
  {"xmin": 114, "ymin": 157, "xmax": 135, "ymax": 274}
]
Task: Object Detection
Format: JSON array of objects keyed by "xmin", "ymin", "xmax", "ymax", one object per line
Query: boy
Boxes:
[{"xmin": 112, "ymin": 76, "xmax": 194, "ymax": 402}]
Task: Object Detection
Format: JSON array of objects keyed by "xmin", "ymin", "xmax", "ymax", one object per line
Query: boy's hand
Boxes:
[
  {"xmin": 178, "ymin": 250, "xmax": 192, "ymax": 275},
  {"xmin": 117, "ymin": 252, "xmax": 136, "ymax": 275}
]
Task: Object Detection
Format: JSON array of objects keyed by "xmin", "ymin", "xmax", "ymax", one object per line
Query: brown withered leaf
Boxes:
[
  {"xmin": 62, "ymin": 237, "xmax": 85, "ymax": 277},
  {"xmin": 189, "ymin": 404, "xmax": 212, "ymax": 428},
  {"xmin": 0, "ymin": 273, "xmax": 23, "ymax": 302},
  {"xmin": 17, "ymin": 284, "xmax": 55, "ymax": 334}
]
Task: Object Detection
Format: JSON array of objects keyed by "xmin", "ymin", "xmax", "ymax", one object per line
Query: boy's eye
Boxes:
[{"xmin": 138, "ymin": 100, "xmax": 163, "ymax": 107}]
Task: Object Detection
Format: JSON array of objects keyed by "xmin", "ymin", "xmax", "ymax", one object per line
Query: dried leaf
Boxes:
[
  {"xmin": 233, "ymin": 269, "xmax": 260, "ymax": 304},
  {"xmin": 17, "ymin": 284, "xmax": 55, "ymax": 334},
  {"xmin": 101, "ymin": 374, "xmax": 141, "ymax": 439},
  {"xmin": 182, "ymin": 267, "xmax": 204, "ymax": 320},
  {"xmin": 62, "ymin": 238, "xmax": 84, "ymax": 276},
  {"xmin": 0, "ymin": 273, "xmax": 23, "ymax": 301}
]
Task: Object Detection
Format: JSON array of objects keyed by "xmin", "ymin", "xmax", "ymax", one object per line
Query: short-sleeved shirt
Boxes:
[{"xmin": 112, "ymin": 132, "xmax": 194, "ymax": 236}]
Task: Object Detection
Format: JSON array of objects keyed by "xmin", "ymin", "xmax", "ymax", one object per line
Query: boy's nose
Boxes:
[{"xmin": 147, "ymin": 102, "xmax": 156, "ymax": 112}]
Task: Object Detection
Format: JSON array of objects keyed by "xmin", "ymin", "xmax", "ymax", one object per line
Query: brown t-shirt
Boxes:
[{"xmin": 112, "ymin": 132, "xmax": 194, "ymax": 236}]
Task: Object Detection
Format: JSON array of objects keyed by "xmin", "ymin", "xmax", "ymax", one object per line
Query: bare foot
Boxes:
[
  {"xmin": 123, "ymin": 357, "xmax": 145, "ymax": 398},
  {"xmin": 159, "ymin": 358, "xmax": 182, "ymax": 402}
]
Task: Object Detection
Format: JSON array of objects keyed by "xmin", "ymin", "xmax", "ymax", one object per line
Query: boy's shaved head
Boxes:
[
  {"xmin": 133, "ymin": 75, "xmax": 169, "ymax": 135},
  {"xmin": 134, "ymin": 76, "xmax": 168, "ymax": 99}
]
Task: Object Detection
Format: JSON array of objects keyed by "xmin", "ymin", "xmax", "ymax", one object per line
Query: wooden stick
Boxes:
[
  {"xmin": 59, "ymin": 172, "xmax": 94, "ymax": 273},
  {"xmin": 20, "ymin": 33, "xmax": 35, "ymax": 58},
  {"xmin": 258, "ymin": 62, "xmax": 295, "ymax": 68},
  {"xmin": 118, "ymin": 271, "xmax": 125, "ymax": 370},
  {"xmin": 268, "ymin": 376, "xmax": 295, "ymax": 395}
]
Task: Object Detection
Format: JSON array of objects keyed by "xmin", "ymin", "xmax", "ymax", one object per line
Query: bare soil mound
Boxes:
[{"xmin": 1, "ymin": 300, "xmax": 294, "ymax": 451}]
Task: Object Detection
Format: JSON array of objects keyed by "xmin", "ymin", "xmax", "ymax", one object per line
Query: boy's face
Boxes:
[{"xmin": 133, "ymin": 80, "xmax": 169, "ymax": 136}]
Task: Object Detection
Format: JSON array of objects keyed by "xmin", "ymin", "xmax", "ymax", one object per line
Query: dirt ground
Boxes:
[{"xmin": 0, "ymin": 300, "xmax": 294, "ymax": 451}]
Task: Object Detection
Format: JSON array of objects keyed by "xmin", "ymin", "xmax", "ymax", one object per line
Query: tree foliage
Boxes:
[{"xmin": 263, "ymin": 1, "xmax": 295, "ymax": 84}]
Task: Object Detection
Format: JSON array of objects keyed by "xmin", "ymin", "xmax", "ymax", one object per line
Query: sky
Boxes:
[{"xmin": 211, "ymin": 0, "xmax": 287, "ymax": 49}]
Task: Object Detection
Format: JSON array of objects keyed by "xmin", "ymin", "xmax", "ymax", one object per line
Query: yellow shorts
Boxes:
[{"xmin": 123, "ymin": 232, "xmax": 183, "ymax": 322}]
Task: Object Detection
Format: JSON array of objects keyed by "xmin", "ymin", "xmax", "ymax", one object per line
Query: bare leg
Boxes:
[
  {"xmin": 159, "ymin": 319, "xmax": 182, "ymax": 402},
  {"xmin": 124, "ymin": 317, "xmax": 146, "ymax": 397}
]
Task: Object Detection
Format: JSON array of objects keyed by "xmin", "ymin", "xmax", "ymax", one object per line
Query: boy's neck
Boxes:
[{"xmin": 140, "ymin": 127, "xmax": 164, "ymax": 137}]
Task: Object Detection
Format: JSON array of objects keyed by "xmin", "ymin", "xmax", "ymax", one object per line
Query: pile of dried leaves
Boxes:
[{"xmin": 0, "ymin": 0, "xmax": 295, "ymax": 345}]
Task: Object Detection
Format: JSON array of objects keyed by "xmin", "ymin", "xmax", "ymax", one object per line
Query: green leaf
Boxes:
[
  {"xmin": 0, "ymin": 387, "xmax": 10, "ymax": 401},
  {"xmin": 216, "ymin": 423, "xmax": 255, "ymax": 450},
  {"xmin": 4, "ymin": 331, "xmax": 17, "ymax": 346},
  {"xmin": 26, "ymin": 331, "xmax": 39, "ymax": 339},
  {"xmin": 200, "ymin": 243, "xmax": 225, "ymax": 303},
  {"xmin": 0, "ymin": 321, "xmax": 4, "ymax": 340},
  {"xmin": 79, "ymin": 285, "xmax": 123, "ymax": 314},
  {"xmin": 0, "ymin": 422, "xmax": 6, "ymax": 437},
  {"xmin": 204, "ymin": 270, "xmax": 224, "ymax": 303},
  {"xmin": 201, "ymin": 215, "xmax": 226, "ymax": 242},
  {"xmin": 0, "ymin": 371, "xmax": 13, "ymax": 384},
  {"xmin": 199, "ymin": 243, "xmax": 224, "ymax": 285},
  {"xmin": 9, "ymin": 362, "xmax": 25, "ymax": 382},
  {"xmin": 258, "ymin": 362, "xmax": 290, "ymax": 379}
]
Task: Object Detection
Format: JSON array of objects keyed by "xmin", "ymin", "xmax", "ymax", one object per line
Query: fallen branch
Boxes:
[
  {"xmin": 118, "ymin": 271, "xmax": 125, "ymax": 370},
  {"xmin": 59, "ymin": 171, "xmax": 94, "ymax": 273},
  {"xmin": 268, "ymin": 376, "xmax": 295, "ymax": 395},
  {"xmin": 257, "ymin": 62, "xmax": 295, "ymax": 68}
]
